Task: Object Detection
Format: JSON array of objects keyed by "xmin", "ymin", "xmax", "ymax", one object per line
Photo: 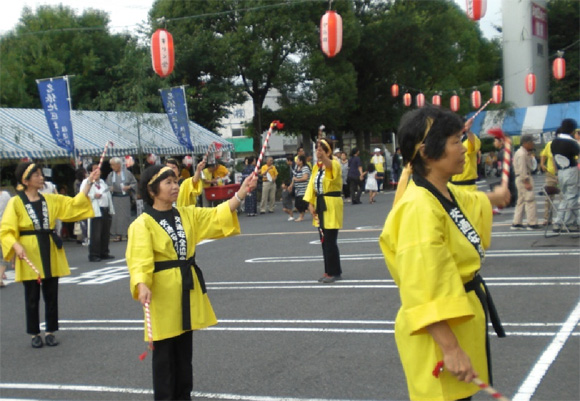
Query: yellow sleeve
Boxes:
[
  {"xmin": 386, "ymin": 196, "xmax": 474, "ymax": 335},
  {"xmin": 48, "ymin": 193, "xmax": 95, "ymax": 223},
  {"xmin": 465, "ymin": 136, "xmax": 480, "ymax": 154},
  {"xmin": 0, "ymin": 197, "xmax": 20, "ymax": 261},
  {"xmin": 325, "ymin": 159, "xmax": 341, "ymax": 182},
  {"xmin": 271, "ymin": 166, "xmax": 278, "ymax": 179},
  {"xmin": 303, "ymin": 165, "xmax": 318, "ymax": 205},
  {"xmin": 260, "ymin": 165, "xmax": 268, "ymax": 175},
  {"xmin": 185, "ymin": 201, "xmax": 241, "ymax": 244},
  {"xmin": 126, "ymin": 217, "xmax": 156, "ymax": 300},
  {"xmin": 177, "ymin": 177, "xmax": 202, "ymax": 207}
]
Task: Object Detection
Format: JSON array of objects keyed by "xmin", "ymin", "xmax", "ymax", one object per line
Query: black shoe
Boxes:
[
  {"xmin": 89, "ymin": 256, "xmax": 101, "ymax": 262},
  {"xmin": 45, "ymin": 334, "xmax": 59, "ymax": 347},
  {"xmin": 100, "ymin": 255, "xmax": 115, "ymax": 260},
  {"xmin": 31, "ymin": 335, "xmax": 43, "ymax": 348},
  {"xmin": 526, "ymin": 225, "xmax": 542, "ymax": 230},
  {"xmin": 510, "ymin": 224, "xmax": 525, "ymax": 230}
]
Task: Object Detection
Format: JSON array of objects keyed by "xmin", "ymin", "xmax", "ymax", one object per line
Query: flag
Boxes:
[
  {"xmin": 37, "ymin": 77, "xmax": 75, "ymax": 154},
  {"xmin": 160, "ymin": 86, "xmax": 193, "ymax": 151}
]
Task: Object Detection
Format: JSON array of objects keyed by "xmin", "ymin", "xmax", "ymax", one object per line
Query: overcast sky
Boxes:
[{"xmin": 0, "ymin": 0, "xmax": 502, "ymax": 39}]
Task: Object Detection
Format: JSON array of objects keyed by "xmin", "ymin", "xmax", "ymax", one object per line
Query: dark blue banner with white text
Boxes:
[
  {"xmin": 37, "ymin": 77, "xmax": 75, "ymax": 154},
  {"xmin": 160, "ymin": 87, "xmax": 193, "ymax": 151}
]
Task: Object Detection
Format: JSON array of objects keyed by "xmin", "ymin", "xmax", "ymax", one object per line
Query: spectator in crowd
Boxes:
[
  {"xmin": 165, "ymin": 158, "xmax": 184, "ymax": 185},
  {"xmin": 339, "ymin": 151, "xmax": 350, "ymax": 201},
  {"xmin": 347, "ymin": 148, "xmax": 364, "ymax": 204},
  {"xmin": 289, "ymin": 154, "xmax": 311, "ymax": 222},
  {"xmin": 391, "ymin": 148, "xmax": 403, "ymax": 189},
  {"xmin": 511, "ymin": 135, "xmax": 541, "ymax": 230},
  {"xmin": 281, "ymin": 181, "xmax": 294, "ymax": 221},
  {"xmin": 241, "ymin": 157, "xmax": 258, "ymax": 216},
  {"xmin": 201, "ymin": 163, "xmax": 230, "ymax": 207},
  {"xmin": 82, "ymin": 163, "xmax": 115, "ymax": 262},
  {"xmin": 551, "ymin": 119, "xmax": 580, "ymax": 232},
  {"xmin": 259, "ymin": 157, "xmax": 278, "ymax": 214},
  {"xmin": 370, "ymin": 148, "xmax": 385, "ymax": 192},
  {"xmin": 540, "ymin": 132, "xmax": 558, "ymax": 225},
  {"xmin": 294, "ymin": 147, "xmax": 305, "ymax": 165},
  {"xmin": 365, "ymin": 164, "xmax": 378, "ymax": 203},
  {"xmin": 106, "ymin": 157, "xmax": 137, "ymax": 242}
]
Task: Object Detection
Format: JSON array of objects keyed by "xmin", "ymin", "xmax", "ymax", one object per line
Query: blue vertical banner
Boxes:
[
  {"xmin": 160, "ymin": 86, "xmax": 193, "ymax": 151},
  {"xmin": 36, "ymin": 77, "xmax": 75, "ymax": 154}
]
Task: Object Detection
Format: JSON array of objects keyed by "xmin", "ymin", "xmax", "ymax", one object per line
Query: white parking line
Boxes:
[{"xmin": 513, "ymin": 298, "xmax": 580, "ymax": 401}]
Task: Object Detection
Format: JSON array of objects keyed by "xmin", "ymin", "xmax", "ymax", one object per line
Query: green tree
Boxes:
[
  {"xmin": 548, "ymin": 0, "xmax": 579, "ymax": 103},
  {"xmin": 0, "ymin": 5, "xmax": 139, "ymax": 110}
]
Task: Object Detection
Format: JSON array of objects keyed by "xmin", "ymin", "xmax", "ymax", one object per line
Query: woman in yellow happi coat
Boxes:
[
  {"xmin": 1, "ymin": 162, "xmax": 99, "ymax": 348},
  {"xmin": 304, "ymin": 138, "xmax": 344, "ymax": 283},
  {"xmin": 126, "ymin": 164, "xmax": 257, "ymax": 400},
  {"xmin": 379, "ymin": 106, "xmax": 510, "ymax": 401}
]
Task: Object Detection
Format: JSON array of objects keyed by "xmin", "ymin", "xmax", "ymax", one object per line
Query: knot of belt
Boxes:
[
  {"xmin": 464, "ymin": 273, "xmax": 505, "ymax": 384},
  {"xmin": 20, "ymin": 229, "xmax": 63, "ymax": 249},
  {"xmin": 154, "ymin": 255, "xmax": 206, "ymax": 330}
]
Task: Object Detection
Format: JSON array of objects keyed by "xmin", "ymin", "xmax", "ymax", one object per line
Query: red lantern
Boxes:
[
  {"xmin": 466, "ymin": 0, "xmax": 487, "ymax": 21},
  {"xmin": 492, "ymin": 84, "xmax": 503, "ymax": 104},
  {"xmin": 450, "ymin": 95, "xmax": 460, "ymax": 112},
  {"xmin": 552, "ymin": 55, "xmax": 566, "ymax": 80},
  {"xmin": 525, "ymin": 73, "xmax": 536, "ymax": 94},
  {"xmin": 151, "ymin": 29, "xmax": 175, "ymax": 78},
  {"xmin": 471, "ymin": 90, "xmax": 482, "ymax": 109},
  {"xmin": 416, "ymin": 93, "xmax": 425, "ymax": 108},
  {"xmin": 391, "ymin": 84, "xmax": 399, "ymax": 97},
  {"xmin": 320, "ymin": 11, "xmax": 342, "ymax": 58},
  {"xmin": 432, "ymin": 94, "xmax": 441, "ymax": 106},
  {"xmin": 147, "ymin": 153, "xmax": 158, "ymax": 165},
  {"xmin": 403, "ymin": 92, "xmax": 412, "ymax": 107}
]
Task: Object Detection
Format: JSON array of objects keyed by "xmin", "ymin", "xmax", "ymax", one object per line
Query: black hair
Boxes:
[
  {"xmin": 559, "ymin": 118, "xmax": 577, "ymax": 134},
  {"xmin": 75, "ymin": 167, "xmax": 87, "ymax": 181},
  {"xmin": 15, "ymin": 162, "xmax": 42, "ymax": 189},
  {"xmin": 297, "ymin": 154, "xmax": 306, "ymax": 165},
  {"xmin": 139, "ymin": 165, "xmax": 177, "ymax": 206},
  {"xmin": 88, "ymin": 162, "xmax": 99, "ymax": 172},
  {"xmin": 286, "ymin": 155, "xmax": 294, "ymax": 162},
  {"xmin": 246, "ymin": 156, "xmax": 255, "ymax": 164},
  {"xmin": 367, "ymin": 163, "xmax": 376, "ymax": 173},
  {"xmin": 166, "ymin": 157, "xmax": 180, "ymax": 168},
  {"xmin": 283, "ymin": 180, "xmax": 291, "ymax": 187},
  {"xmin": 350, "ymin": 147, "xmax": 359, "ymax": 157},
  {"xmin": 398, "ymin": 105, "xmax": 463, "ymax": 177}
]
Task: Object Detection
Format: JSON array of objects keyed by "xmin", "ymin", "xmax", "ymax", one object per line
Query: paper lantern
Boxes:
[
  {"xmin": 416, "ymin": 93, "xmax": 425, "ymax": 108},
  {"xmin": 471, "ymin": 90, "xmax": 482, "ymax": 109},
  {"xmin": 525, "ymin": 73, "xmax": 536, "ymax": 94},
  {"xmin": 450, "ymin": 95, "xmax": 460, "ymax": 112},
  {"xmin": 320, "ymin": 11, "xmax": 343, "ymax": 58},
  {"xmin": 403, "ymin": 92, "xmax": 412, "ymax": 107},
  {"xmin": 492, "ymin": 84, "xmax": 503, "ymax": 104},
  {"xmin": 125, "ymin": 155, "xmax": 135, "ymax": 168},
  {"xmin": 182, "ymin": 155, "xmax": 193, "ymax": 167},
  {"xmin": 552, "ymin": 55, "xmax": 566, "ymax": 80},
  {"xmin": 432, "ymin": 94, "xmax": 441, "ymax": 106},
  {"xmin": 147, "ymin": 153, "xmax": 158, "ymax": 165},
  {"xmin": 391, "ymin": 84, "xmax": 399, "ymax": 97},
  {"xmin": 151, "ymin": 29, "xmax": 175, "ymax": 78},
  {"xmin": 466, "ymin": 0, "xmax": 487, "ymax": 21}
]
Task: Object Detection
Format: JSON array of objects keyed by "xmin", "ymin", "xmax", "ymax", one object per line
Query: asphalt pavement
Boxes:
[{"xmin": 1, "ymin": 175, "xmax": 579, "ymax": 401}]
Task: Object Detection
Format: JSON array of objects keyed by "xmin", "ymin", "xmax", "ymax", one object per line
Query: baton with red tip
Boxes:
[
  {"xmin": 433, "ymin": 361, "xmax": 510, "ymax": 401},
  {"xmin": 22, "ymin": 256, "xmax": 42, "ymax": 284}
]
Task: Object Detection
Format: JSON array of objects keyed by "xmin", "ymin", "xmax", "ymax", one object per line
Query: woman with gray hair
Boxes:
[{"xmin": 106, "ymin": 157, "xmax": 137, "ymax": 241}]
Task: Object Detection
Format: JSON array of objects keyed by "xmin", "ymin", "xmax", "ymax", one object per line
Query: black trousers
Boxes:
[
  {"xmin": 89, "ymin": 208, "xmax": 112, "ymax": 258},
  {"xmin": 319, "ymin": 228, "xmax": 342, "ymax": 277},
  {"xmin": 347, "ymin": 177, "xmax": 362, "ymax": 203},
  {"xmin": 152, "ymin": 330, "xmax": 193, "ymax": 400},
  {"xmin": 23, "ymin": 277, "xmax": 59, "ymax": 335}
]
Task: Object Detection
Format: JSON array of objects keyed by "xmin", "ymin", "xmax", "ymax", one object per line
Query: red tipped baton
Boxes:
[
  {"xmin": 139, "ymin": 302, "xmax": 154, "ymax": 361},
  {"xmin": 433, "ymin": 361, "xmax": 510, "ymax": 401},
  {"xmin": 253, "ymin": 120, "xmax": 284, "ymax": 175},
  {"xmin": 97, "ymin": 141, "xmax": 114, "ymax": 171},
  {"xmin": 22, "ymin": 256, "xmax": 42, "ymax": 284}
]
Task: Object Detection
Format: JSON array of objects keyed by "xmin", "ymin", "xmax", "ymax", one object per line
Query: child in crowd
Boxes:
[
  {"xmin": 281, "ymin": 181, "xmax": 294, "ymax": 221},
  {"xmin": 365, "ymin": 164, "xmax": 378, "ymax": 204}
]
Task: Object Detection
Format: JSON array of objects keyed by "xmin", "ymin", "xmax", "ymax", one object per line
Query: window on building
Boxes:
[{"xmin": 232, "ymin": 128, "xmax": 245, "ymax": 137}]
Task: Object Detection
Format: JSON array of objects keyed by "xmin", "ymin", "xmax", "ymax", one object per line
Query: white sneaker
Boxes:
[
  {"xmin": 82, "ymin": 239, "xmax": 89, "ymax": 246},
  {"xmin": 287, "ymin": 217, "xmax": 294, "ymax": 221}
]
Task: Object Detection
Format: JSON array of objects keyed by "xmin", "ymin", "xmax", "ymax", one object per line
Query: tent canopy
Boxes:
[
  {"xmin": 0, "ymin": 108, "xmax": 233, "ymax": 160},
  {"xmin": 468, "ymin": 101, "xmax": 579, "ymax": 137}
]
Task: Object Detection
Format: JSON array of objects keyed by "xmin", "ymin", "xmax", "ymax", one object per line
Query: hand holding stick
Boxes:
[
  {"xmin": 97, "ymin": 141, "xmax": 114, "ymax": 171},
  {"xmin": 253, "ymin": 120, "xmax": 284, "ymax": 175},
  {"xmin": 433, "ymin": 361, "xmax": 510, "ymax": 401}
]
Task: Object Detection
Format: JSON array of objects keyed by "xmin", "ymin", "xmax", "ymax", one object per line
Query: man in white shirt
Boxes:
[
  {"xmin": 81, "ymin": 163, "xmax": 115, "ymax": 262},
  {"xmin": 370, "ymin": 148, "xmax": 385, "ymax": 192}
]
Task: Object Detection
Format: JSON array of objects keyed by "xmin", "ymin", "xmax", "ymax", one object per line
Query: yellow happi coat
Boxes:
[
  {"xmin": 380, "ymin": 180, "xmax": 493, "ymax": 401},
  {"xmin": 0, "ymin": 193, "xmax": 94, "ymax": 282},
  {"xmin": 303, "ymin": 159, "xmax": 343, "ymax": 229},
  {"xmin": 177, "ymin": 177, "xmax": 203, "ymax": 207},
  {"xmin": 126, "ymin": 202, "xmax": 240, "ymax": 342},
  {"xmin": 451, "ymin": 136, "xmax": 481, "ymax": 191}
]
